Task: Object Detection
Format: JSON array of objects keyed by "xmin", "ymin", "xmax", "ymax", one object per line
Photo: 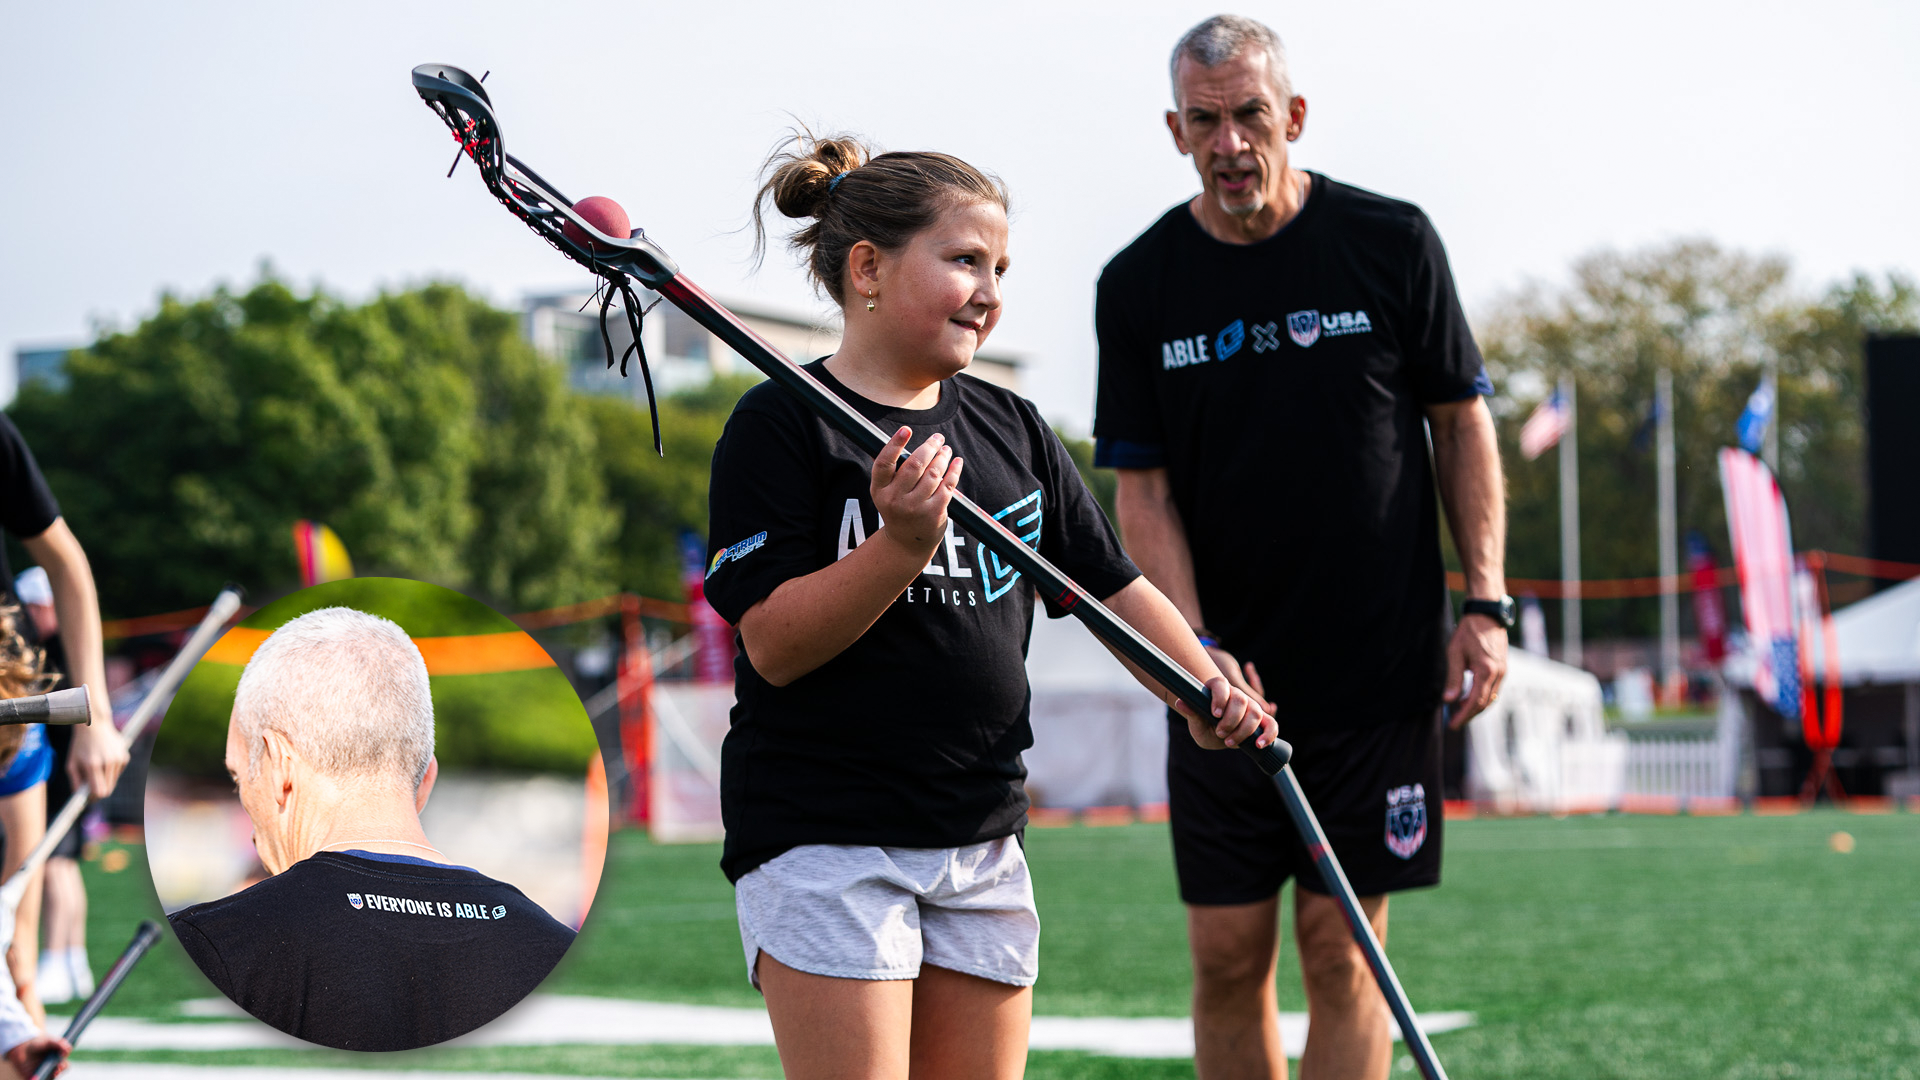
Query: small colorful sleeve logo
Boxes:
[
  {"xmin": 706, "ymin": 531, "xmax": 769, "ymax": 578},
  {"xmin": 347, "ymin": 893, "xmax": 364, "ymax": 910}
]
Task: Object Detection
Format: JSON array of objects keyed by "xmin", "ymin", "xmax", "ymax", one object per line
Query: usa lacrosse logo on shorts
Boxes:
[
  {"xmin": 347, "ymin": 893, "xmax": 365, "ymax": 910},
  {"xmin": 1384, "ymin": 783, "xmax": 1427, "ymax": 859}
]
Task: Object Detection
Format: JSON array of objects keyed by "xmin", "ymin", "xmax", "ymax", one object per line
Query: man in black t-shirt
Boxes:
[
  {"xmin": 1093, "ymin": 17, "xmax": 1509, "ymax": 1080},
  {"xmin": 167, "ymin": 607, "xmax": 574, "ymax": 1051}
]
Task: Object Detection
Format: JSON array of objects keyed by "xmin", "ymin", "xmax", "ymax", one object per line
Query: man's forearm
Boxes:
[
  {"xmin": 1115, "ymin": 468, "xmax": 1207, "ymax": 628},
  {"xmin": 1428, "ymin": 399, "xmax": 1507, "ymax": 598}
]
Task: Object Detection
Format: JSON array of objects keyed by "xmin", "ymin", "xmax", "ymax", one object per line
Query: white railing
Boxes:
[{"xmin": 1624, "ymin": 736, "xmax": 1729, "ymax": 799}]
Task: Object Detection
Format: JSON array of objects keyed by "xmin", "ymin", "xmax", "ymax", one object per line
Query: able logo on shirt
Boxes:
[
  {"xmin": 836, "ymin": 489, "xmax": 1043, "ymax": 607},
  {"xmin": 1286, "ymin": 309, "xmax": 1374, "ymax": 348},
  {"xmin": 1164, "ymin": 310, "xmax": 1370, "ymax": 366},
  {"xmin": 347, "ymin": 892, "xmax": 510, "ymax": 921},
  {"xmin": 975, "ymin": 490, "xmax": 1043, "ymax": 603}
]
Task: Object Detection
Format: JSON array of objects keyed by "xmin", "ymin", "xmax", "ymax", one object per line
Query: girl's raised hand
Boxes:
[{"xmin": 871, "ymin": 426, "xmax": 965, "ymax": 557}]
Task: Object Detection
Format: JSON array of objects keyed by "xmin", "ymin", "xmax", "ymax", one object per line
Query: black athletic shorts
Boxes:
[
  {"xmin": 45, "ymin": 723, "xmax": 83, "ymax": 859},
  {"xmin": 1167, "ymin": 707, "xmax": 1444, "ymax": 905}
]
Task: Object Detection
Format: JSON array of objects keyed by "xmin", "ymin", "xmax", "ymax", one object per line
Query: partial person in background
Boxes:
[
  {"xmin": 168, "ymin": 606, "xmax": 576, "ymax": 1051},
  {"xmin": 0, "ymin": 591, "xmax": 50, "ymax": 1025},
  {"xmin": 1093, "ymin": 16, "xmax": 1509, "ymax": 1080},
  {"xmin": 0, "ymin": 605, "xmax": 76, "ymax": 1075},
  {"xmin": 0, "ymin": 416, "xmax": 129, "ymax": 1020},
  {"xmin": 14, "ymin": 568, "xmax": 93, "ymax": 1006}
]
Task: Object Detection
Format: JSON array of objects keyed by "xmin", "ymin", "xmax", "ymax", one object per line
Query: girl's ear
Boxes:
[{"xmin": 846, "ymin": 240, "xmax": 883, "ymax": 300}]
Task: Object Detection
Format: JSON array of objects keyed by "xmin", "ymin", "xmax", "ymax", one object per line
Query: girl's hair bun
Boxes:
[
  {"xmin": 751, "ymin": 125, "xmax": 1008, "ymax": 306},
  {"xmin": 763, "ymin": 134, "xmax": 870, "ymax": 221}
]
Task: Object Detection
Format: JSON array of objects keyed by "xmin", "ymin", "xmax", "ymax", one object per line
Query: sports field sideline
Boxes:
[{"xmin": 68, "ymin": 808, "xmax": 1920, "ymax": 1079}]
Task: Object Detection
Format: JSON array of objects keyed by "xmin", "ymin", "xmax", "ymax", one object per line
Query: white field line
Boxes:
[
  {"xmin": 64, "ymin": 996, "xmax": 1474, "ymax": 1059},
  {"xmin": 70, "ymin": 1069, "xmax": 671, "ymax": 1080}
]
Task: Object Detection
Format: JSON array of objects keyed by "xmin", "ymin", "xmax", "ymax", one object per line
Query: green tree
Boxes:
[
  {"xmin": 585, "ymin": 375, "xmax": 760, "ymax": 601},
  {"xmin": 8, "ymin": 277, "xmax": 616, "ymax": 616},
  {"xmin": 1477, "ymin": 240, "xmax": 1918, "ymax": 639}
]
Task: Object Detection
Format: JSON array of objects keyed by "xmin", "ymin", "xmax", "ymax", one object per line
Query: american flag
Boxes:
[
  {"xmin": 1719, "ymin": 447, "xmax": 1798, "ymax": 720},
  {"xmin": 1518, "ymin": 391, "xmax": 1570, "ymax": 460}
]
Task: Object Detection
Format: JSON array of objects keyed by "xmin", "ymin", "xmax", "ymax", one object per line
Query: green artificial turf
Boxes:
[{"xmin": 74, "ymin": 811, "xmax": 1920, "ymax": 1078}]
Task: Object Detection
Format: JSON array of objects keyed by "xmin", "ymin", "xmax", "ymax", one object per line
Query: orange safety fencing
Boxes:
[
  {"xmin": 97, "ymin": 548, "xmax": 1920, "ymax": 641},
  {"xmin": 102, "ymin": 591, "xmax": 692, "ymax": 641},
  {"xmin": 1445, "ymin": 549, "xmax": 1920, "ymax": 600}
]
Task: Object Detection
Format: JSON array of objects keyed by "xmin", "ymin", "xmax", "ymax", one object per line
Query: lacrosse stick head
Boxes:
[{"xmin": 411, "ymin": 64, "xmax": 677, "ymax": 288}]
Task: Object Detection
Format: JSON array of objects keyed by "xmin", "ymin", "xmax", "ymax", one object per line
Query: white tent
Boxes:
[
  {"xmin": 1463, "ymin": 650, "xmax": 1627, "ymax": 812},
  {"xmin": 1024, "ymin": 613, "xmax": 1169, "ymax": 810},
  {"xmin": 1808, "ymin": 574, "xmax": 1920, "ymax": 685}
]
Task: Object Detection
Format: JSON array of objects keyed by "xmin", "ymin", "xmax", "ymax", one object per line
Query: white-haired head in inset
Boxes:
[{"xmin": 226, "ymin": 606, "xmax": 443, "ymax": 873}]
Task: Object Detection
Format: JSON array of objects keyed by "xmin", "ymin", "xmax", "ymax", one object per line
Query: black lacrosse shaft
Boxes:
[
  {"xmin": 32, "ymin": 920, "xmax": 163, "ymax": 1079},
  {"xmin": 654, "ymin": 275, "xmax": 1289, "ymax": 775},
  {"xmin": 1275, "ymin": 773, "xmax": 1450, "ymax": 1080}
]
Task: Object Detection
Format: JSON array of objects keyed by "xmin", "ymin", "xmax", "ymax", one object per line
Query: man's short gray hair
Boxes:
[
  {"xmin": 232, "ymin": 607, "xmax": 435, "ymax": 790},
  {"xmin": 1170, "ymin": 15, "xmax": 1293, "ymax": 107}
]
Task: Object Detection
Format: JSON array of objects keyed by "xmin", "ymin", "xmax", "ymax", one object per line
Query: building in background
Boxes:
[
  {"xmin": 524, "ymin": 292, "xmax": 1020, "ymax": 399},
  {"xmin": 3, "ymin": 344, "xmax": 78, "ymax": 406}
]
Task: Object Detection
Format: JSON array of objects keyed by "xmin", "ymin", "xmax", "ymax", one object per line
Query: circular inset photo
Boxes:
[{"xmin": 144, "ymin": 578, "xmax": 606, "ymax": 1051}]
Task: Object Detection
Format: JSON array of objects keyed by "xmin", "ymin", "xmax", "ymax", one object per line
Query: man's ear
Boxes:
[
  {"xmin": 1166, "ymin": 110, "xmax": 1192, "ymax": 156},
  {"xmin": 414, "ymin": 756, "xmax": 439, "ymax": 814},
  {"xmin": 261, "ymin": 729, "xmax": 299, "ymax": 811}
]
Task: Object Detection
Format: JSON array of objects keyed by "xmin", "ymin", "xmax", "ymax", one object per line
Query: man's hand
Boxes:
[
  {"xmin": 1443, "ymin": 614, "xmax": 1508, "ymax": 728},
  {"xmin": 4, "ymin": 1033, "xmax": 70, "ymax": 1078},
  {"xmin": 1174, "ymin": 677, "xmax": 1277, "ymax": 751},
  {"xmin": 67, "ymin": 719, "xmax": 129, "ymax": 799}
]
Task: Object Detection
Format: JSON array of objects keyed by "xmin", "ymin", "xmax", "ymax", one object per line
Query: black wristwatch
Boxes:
[{"xmin": 1461, "ymin": 595, "xmax": 1516, "ymax": 629}]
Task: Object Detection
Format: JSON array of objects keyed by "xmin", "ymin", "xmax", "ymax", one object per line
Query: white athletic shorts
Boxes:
[{"xmin": 734, "ymin": 836, "xmax": 1040, "ymax": 990}]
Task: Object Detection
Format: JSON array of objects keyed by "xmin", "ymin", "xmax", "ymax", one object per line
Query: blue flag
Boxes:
[{"xmin": 1737, "ymin": 377, "xmax": 1774, "ymax": 453}]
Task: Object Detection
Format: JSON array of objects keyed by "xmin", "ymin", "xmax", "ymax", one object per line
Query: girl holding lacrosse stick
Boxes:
[{"xmin": 702, "ymin": 133, "xmax": 1276, "ymax": 1080}]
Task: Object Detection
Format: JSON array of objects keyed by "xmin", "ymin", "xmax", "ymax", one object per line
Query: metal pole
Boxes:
[
  {"xmin": 1657, "ymin": 368, "xmax": 1680, "ymax": 694},
  {"xmin": 1763, "ymin": 356, "xmax": 1780, "ymax": 471},
  {"xmin": 1559, "ymin": 374, "xmax": 1582, "ymax": 669}
]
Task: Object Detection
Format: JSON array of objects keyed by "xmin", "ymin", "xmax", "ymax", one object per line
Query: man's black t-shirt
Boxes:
[
  {"xmin": 0, "ymin": 415, "xmax": 62, "ymax": 606},
  {"xmin": 169, "ymin": 851, "xmax": 576, "ymax": 1051},
  {"xmin": 1093, "ymin": 175, "xmax": 1489, "ymax": 730},
  {"xmin": 705, "ymin": 363, "xmax": 1139, "ymax": 882}
]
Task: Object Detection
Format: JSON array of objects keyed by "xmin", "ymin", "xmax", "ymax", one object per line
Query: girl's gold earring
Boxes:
[{"xmin": 866, "ymin": 291, "xmax": 877, "ymax": 313}]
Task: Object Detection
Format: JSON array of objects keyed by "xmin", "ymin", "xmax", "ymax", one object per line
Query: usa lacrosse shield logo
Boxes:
[
  {"xmin": 1287, "ymin": 310, "xmax": 1322, "ymax": 348},
  {"xmin": 1384, "ymin": 784, "xmax": 1427, "ymax": 859},
  {"xmin": 347, "ymin": 893, "xmax": 364, "ymax": 910}
]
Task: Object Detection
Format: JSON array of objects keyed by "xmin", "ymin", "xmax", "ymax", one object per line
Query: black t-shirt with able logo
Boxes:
[
  {"xmin": 168, "ymin": 851, "xmax": 576, "ymax": 1050},
  {"xmin": 704, "ymin": 363, "xmax": 1139, "ymax": 882},
  {"xmin": 1093, "ymin": 174, "xmax": 1491, "ymax": 731}
]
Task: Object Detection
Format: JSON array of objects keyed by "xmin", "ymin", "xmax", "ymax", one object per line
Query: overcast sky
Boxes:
[{"xmin": 4, "ymin": 1, "xmax": 1915, "ymax": 429}]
